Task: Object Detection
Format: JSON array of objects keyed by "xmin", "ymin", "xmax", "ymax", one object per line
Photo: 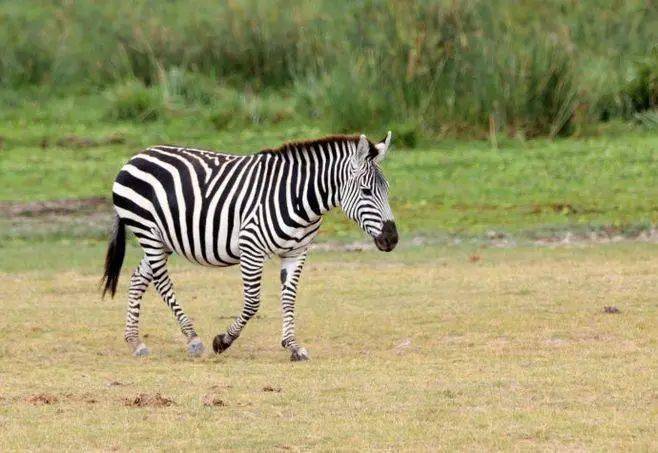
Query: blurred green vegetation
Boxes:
[{"xmin": 0, "ymin": 1, "xmax": 657, "ymax": 137}]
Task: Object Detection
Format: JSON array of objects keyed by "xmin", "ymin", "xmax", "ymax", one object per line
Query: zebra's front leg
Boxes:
[
  {"xmin": 213, "ymin": 253, "xmax": 265, "ymax": 354},
  {"xmin": 280, "ymin": 251, "xmax": 309, "ymax": 361},
  {"xmin": 148, "ymin": 253, "xmax": 205, "ymax": 357}
]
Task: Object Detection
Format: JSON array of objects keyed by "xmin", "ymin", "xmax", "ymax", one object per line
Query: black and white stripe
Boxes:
[{"xmin": 101, "ymin": 133, "xmax": 398, "ymax": 360}]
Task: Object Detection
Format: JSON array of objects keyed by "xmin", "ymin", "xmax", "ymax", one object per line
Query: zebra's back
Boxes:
[{"xmin": 112, "ymin": 145, "xmax": 263, "ymax": 266}]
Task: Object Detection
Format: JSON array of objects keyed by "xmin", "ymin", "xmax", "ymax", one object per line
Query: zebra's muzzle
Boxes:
[{"xmin": 374, "ymin": 221, "xmax": 398, "ymax": 252}]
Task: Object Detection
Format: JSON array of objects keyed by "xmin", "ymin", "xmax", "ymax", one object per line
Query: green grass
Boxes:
[
  {"xmin": 1, "ymin": 93, "xmax": 657, "ymax": 240},
  {"xmin": 0, "ymin": 241, "xmax": 656, "ymax": 450}
]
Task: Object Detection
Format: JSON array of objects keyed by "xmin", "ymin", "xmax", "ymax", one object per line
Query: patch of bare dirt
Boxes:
[
  {"xmin": 202, "ymin": 394, "xmax": 226, "ymax": 407},
  {"xmin": 208, "ymin": 384, "xmax": 233, "ymax": 391},
  {"xmin": 54, "ymin": 134, "xmax": 126, "ymax": 149},
  {"xmin": 25, "ymin": 393, "xmax": 58, "ymax": 405},
  {"xmin": 0, "ymin": 197, "xmax": 109, "ymax": 218},
  {"xmin": 124, "ymin": 393, "xmax": 175, "ymax": 408},
  {"xmin": 544, "ymin": 338, "xmax": 569, "ymax": 347},
  {"xmin": 393, "ymin": 338, "xmax": 412, "ymax": 354}
]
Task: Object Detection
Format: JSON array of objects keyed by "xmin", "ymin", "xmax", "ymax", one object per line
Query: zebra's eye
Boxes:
[{"xmin": 361, "ymin": 187, "xmax": 372, "ymax": 196}]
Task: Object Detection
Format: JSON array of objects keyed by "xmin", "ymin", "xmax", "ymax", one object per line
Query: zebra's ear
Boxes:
[
  {"xmin": 373, "ymin": 131, "xmax": 392, "ymax": 164},
  {"xmin": 354, "ymin": 134, "xmax": 370, "ymax": 166}
]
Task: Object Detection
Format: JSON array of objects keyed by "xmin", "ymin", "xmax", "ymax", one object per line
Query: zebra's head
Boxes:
[{"xmin": 340, "ymin": 132, "xmax": 398, "ymax": 252}]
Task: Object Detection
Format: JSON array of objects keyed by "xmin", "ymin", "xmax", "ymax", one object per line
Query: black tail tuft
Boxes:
[{"xmin": 101, "ymin": 215, "xmax": 126, "ymax": 299}]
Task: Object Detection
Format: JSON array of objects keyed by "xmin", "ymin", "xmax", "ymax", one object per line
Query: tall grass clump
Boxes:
[
  {"xmin": 104, "ymin": 80, "xmax": 165, "ymax": 122},
  {"xmin": 207, "ymin": 88, "xmax": 295, "ymax": 130},
  {"xmin": 624, "ymin": 48, "xmax": 658, "ymax": 113},
  {"xmin": 296, "ymin": 2, "xmax": 579, "ymax": 138}
]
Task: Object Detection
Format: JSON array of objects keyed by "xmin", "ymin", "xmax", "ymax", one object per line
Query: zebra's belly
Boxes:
[
  {"xmin": 123, "ymin": 218, "xmax": 243, "ymax": 267},
  {"xmin": 178, "ymin": 249, "xmax": 240, "ymax": 267},
  {"xmin": 168, "ymin": 231, "xmax": 243, "ymax": 267}
]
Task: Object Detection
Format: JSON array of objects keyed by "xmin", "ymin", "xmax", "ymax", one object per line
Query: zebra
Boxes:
[{"xmin": 101, "ymin": 132, "xmax": 398, "ymax": 361}]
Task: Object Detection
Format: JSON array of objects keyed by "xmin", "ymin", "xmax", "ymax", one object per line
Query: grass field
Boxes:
[{"xmin": 0, "ymin": 241, "xmax": 656, "ymax": 450}]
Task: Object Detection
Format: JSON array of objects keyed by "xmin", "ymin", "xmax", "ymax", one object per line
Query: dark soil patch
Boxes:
[
  {"xmin": 0, "ymin": 197, "xmax": 109, "ymax": 218},
  {"xmin": 25, "ymin": 393, "xmax": 58, "ymax": 405},
  {"xmin": 81, "ymin": 393, "xmax": 99, "ymax": 404},
  {"xmin": 208, "ymin": 384, "xmax": 233, "ymax": 391},
  {"xmin": 124, "ymin": 393, "xmax": 175, "ymax": 408},
  {"xmin": 54, "ymin": 134, "xmax": 126, "ymax": 149},
  {"xmin": 262, "ymin": 385, "xmax": 282, "ymax": 393},
  {"xmin": 202, "ymin": 394, "xmax": 226, "ymax": 407}
]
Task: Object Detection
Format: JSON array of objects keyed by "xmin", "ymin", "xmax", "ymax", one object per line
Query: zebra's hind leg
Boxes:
[
  {"xmin": 213, "ymin": 252, "xmax": 265, "ymax": 354},
  {"xmin": 280, "ymin": 251, "xmax": 309, "ymax": 361},
  {"xmin": 146, "ymin": 250, "xmax": 205, "ymax": 357},
  {"xmin": 125, "ymin": 256, "xmax": 153, "ymax": 357}
]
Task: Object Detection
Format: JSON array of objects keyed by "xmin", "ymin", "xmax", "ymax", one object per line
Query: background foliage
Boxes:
[{"xmin": 1, "ymin": 0, "xmax": 657, "ymax": 138}]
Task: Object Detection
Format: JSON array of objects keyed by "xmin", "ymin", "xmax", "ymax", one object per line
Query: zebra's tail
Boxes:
[{"xmin": 101, "ymin": 214, "xmax": 126, "ymax": 299}]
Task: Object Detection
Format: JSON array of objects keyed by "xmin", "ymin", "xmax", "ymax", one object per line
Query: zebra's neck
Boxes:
[{"xmin": 261, "ymin": 137, "xmax": 355, "ymax": 224}]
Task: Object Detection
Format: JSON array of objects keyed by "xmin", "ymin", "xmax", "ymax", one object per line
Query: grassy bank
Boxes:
[{"xmin": 0, "ymin": 242, "xmax": 656, "ymax": 450}]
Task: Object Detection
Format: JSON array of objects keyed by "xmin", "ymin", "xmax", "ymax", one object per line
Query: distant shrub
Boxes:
[
  {"xmin": 624, "ymin": 49, "xmax": 658, "ymax": 113},
  {"xmin": 502, "ymin": 42, "xmax": 578, "ymax": 138},
  {"xmin": 391, "ymin": 123, "xmax": 420, "ymax": 149},
  {"xmin": 208, "ymin": 87, "xmax": 294, "ymax": 130},
  {"xmin": 163, "ymin": 68, "xmax": 219, "ymax": 106},
  {"xmin": 104, "ymin": 80, "xmax": 165, "ymax": 122},
  {"xmin": 634, "ymin": 109, "xmax": 658, "ymax": 130}
]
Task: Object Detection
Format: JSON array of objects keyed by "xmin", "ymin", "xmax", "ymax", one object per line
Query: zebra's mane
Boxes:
[{"xmin": 258, "ymin": 135, "xmax": 374, "ymax": 155}]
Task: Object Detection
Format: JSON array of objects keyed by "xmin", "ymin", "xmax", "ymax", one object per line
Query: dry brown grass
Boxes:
[{"xmin": 0, "ymin": 243, "xmax": 656, "ymax": 450}]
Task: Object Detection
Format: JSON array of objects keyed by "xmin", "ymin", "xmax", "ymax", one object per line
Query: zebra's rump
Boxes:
[{"xmin": 112, "ymin": 145, "xmax": 261, "ymax": 266}]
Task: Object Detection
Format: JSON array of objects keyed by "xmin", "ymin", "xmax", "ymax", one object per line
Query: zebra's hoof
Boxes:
[
  {"xmin": 212, "ymin": 333, "xmax": 233, "ymax": 354},
  {"xmin": 187, "ymin": 337, "xmax": 205, "ymax": 357},
  {"xmin": 133, "ymin": 343, "xmax": 150, "ymax": 357},
  {"xmin": 290, "ymin": 347, "xmax": 309, "ymax": 362}
]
